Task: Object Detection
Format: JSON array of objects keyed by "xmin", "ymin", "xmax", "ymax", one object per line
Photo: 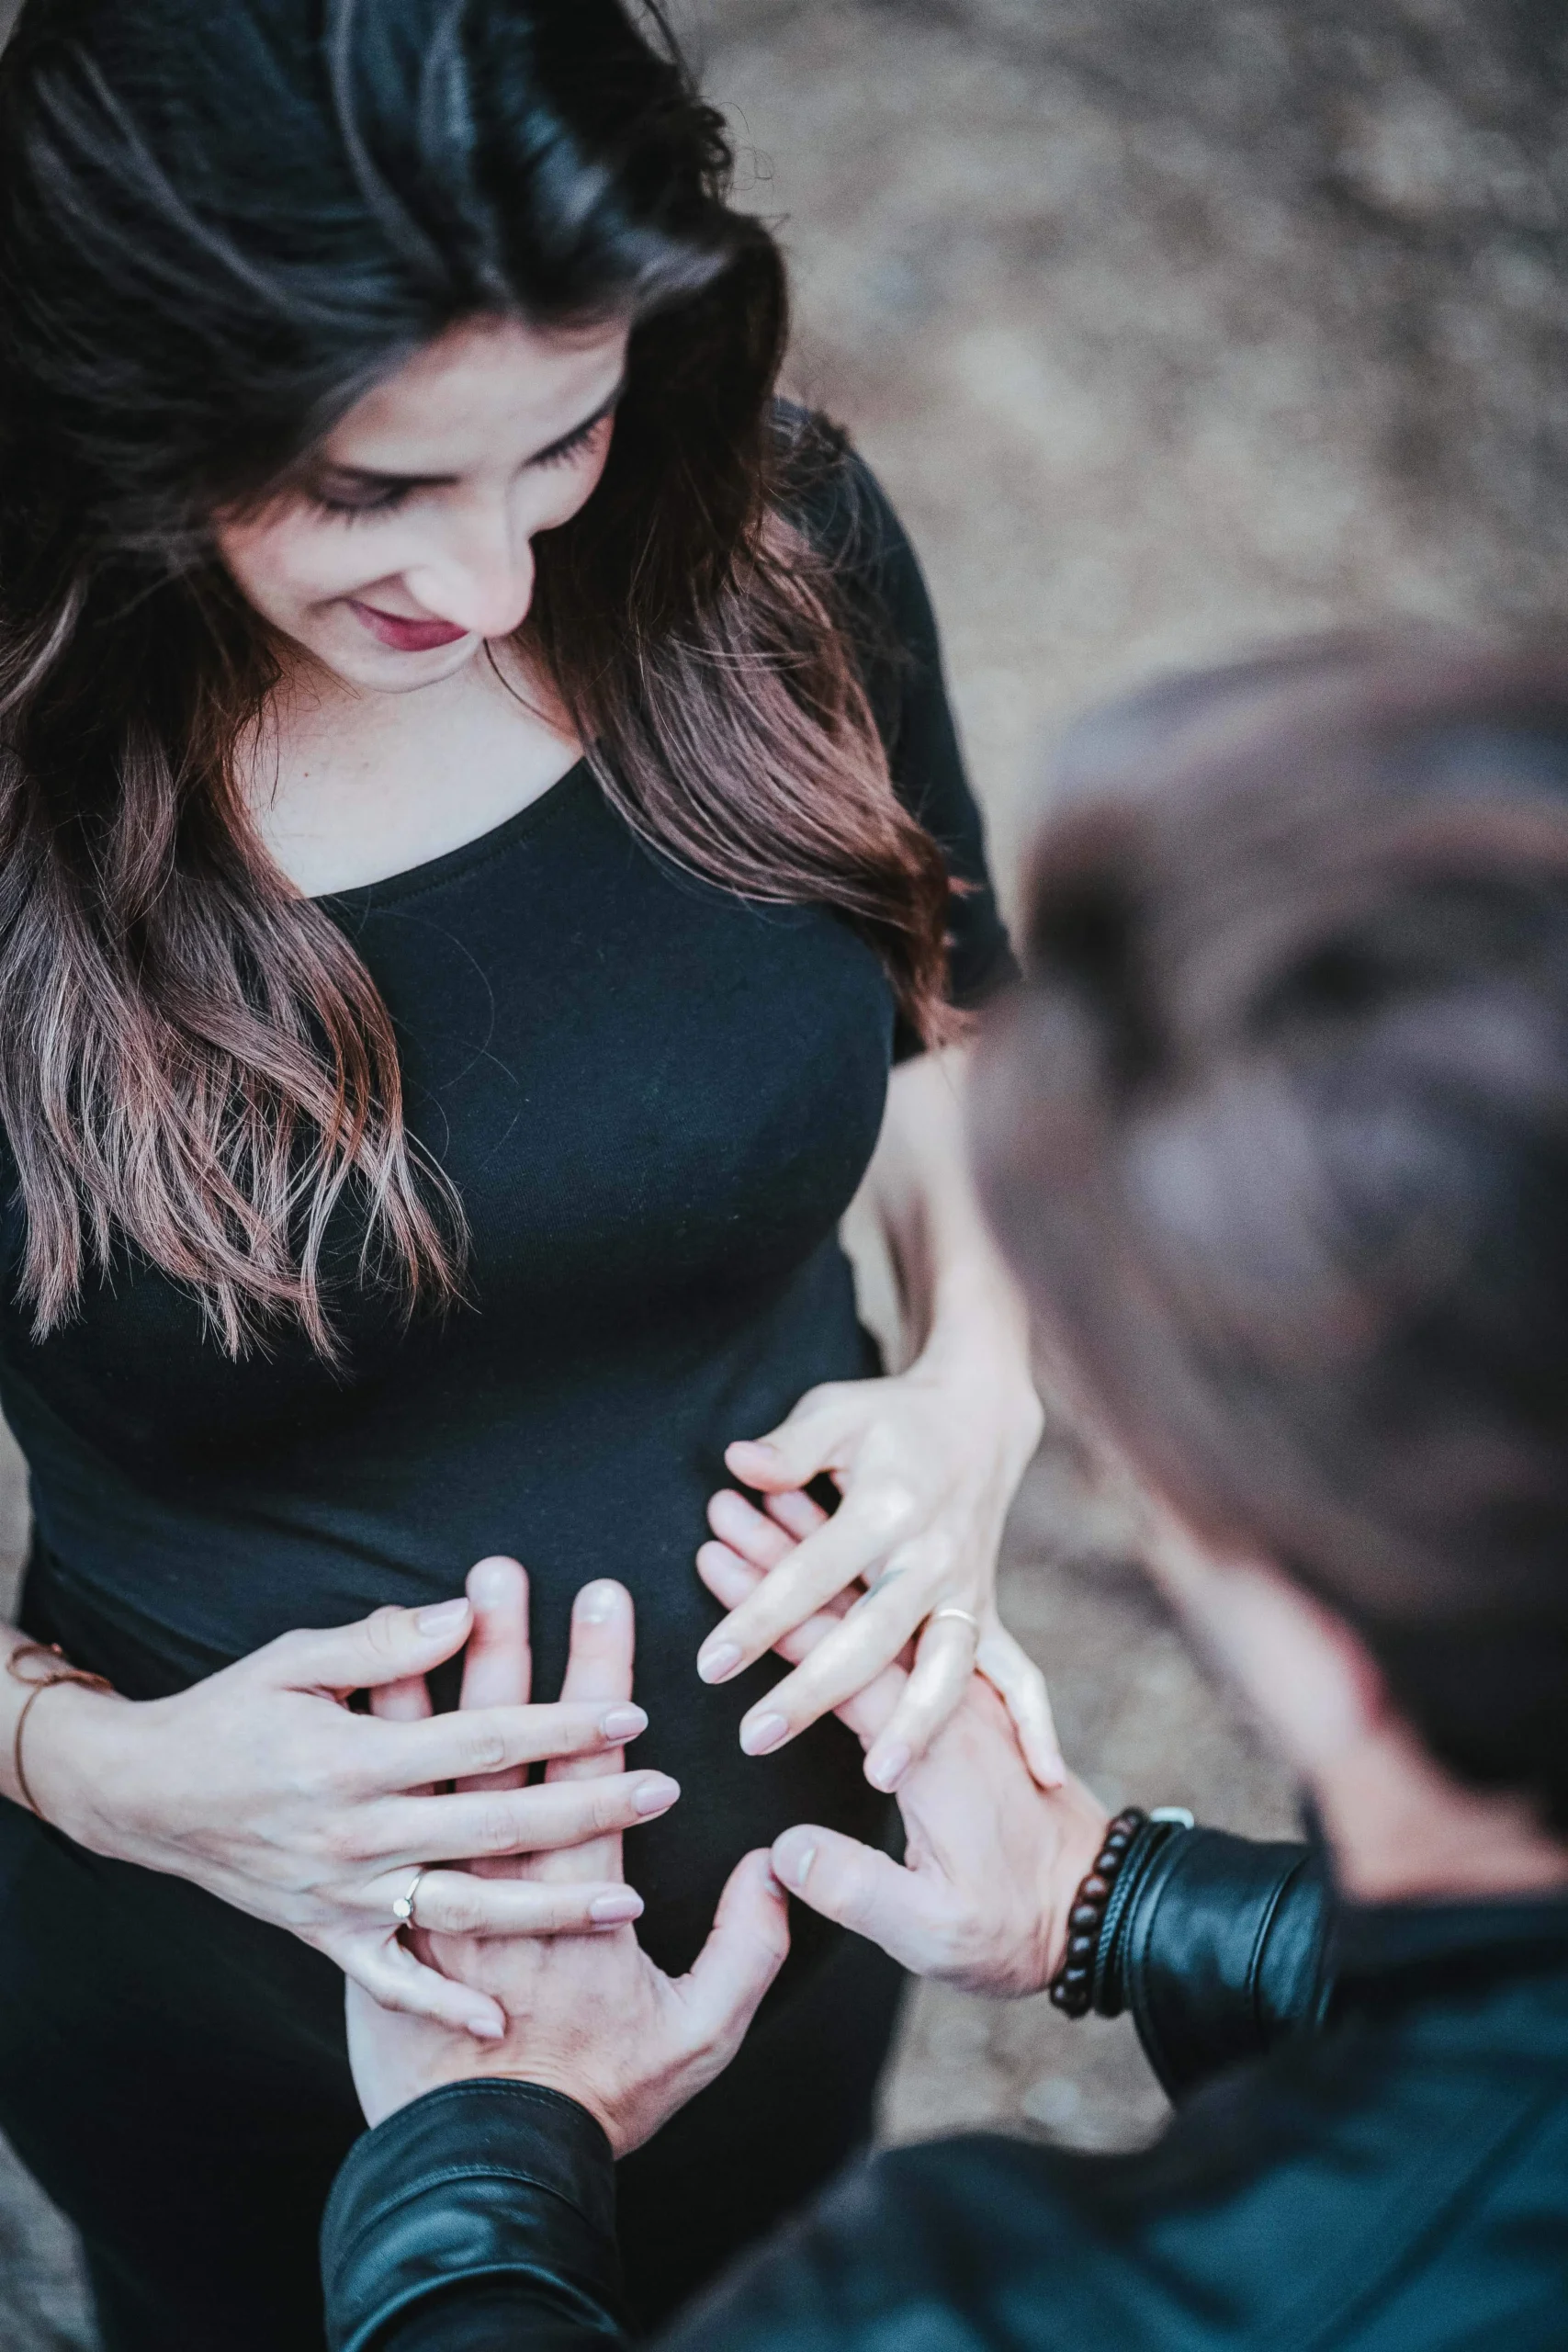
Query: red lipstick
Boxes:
[{"xmin": 349, "ymin": 600, "xmax": 470, "ymax": 654}]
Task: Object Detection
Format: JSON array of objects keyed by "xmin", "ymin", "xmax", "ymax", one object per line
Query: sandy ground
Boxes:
[{"xmin": 1, "ymin": 0, "xmax": 1564, "ymax": 2340}]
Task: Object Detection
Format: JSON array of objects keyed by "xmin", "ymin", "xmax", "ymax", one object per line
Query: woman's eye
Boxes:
[
  {"xmin": 534, "ymin": 413, "xmax": 614, "ymax": 472},
  {"xmin": 302, "ymin": 413, "xmax": 612, "ymax": 517},
  {"xmin": 309, "ymin": 481, "xmax": 412, "ymax": 521}
]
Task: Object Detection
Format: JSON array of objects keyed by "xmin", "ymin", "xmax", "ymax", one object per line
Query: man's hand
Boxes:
[
  {"xmin": 347, "ymin": 1581, "xmax": 791, "ymax": 2152},
  {"xmin": 698, "ymin": 1498, "xmax": 1108, "ymax": 1996}
]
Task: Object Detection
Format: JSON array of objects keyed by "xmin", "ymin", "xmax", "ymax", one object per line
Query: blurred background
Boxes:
[{"xmin": 2, "ymin": 0, "xmax": 1565, "ymax": 2341}]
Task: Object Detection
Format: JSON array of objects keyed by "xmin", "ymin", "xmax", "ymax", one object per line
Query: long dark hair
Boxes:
[
  {"xmin": 976, "ymin": 637, "xmax": 1568, "ymax": 1830},
  {"xmin": 0, "ymin": 0, "xmax": 952, "ymax": 1356}
]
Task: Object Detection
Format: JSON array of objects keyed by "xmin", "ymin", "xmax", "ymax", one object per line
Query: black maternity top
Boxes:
[{"xmin": 3, "ymin": 455, "xmax": 1011, "ymax": 1984}]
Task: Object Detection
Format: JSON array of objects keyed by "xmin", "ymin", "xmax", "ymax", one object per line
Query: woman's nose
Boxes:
[{"xmin": 402, "ymin": 502, "xmax": 536, "ymax": 641}]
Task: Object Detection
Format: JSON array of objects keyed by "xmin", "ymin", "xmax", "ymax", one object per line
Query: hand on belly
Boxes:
[
  {"xmin": 27, "ymin": 1569, "xmax": 678, "ymax": 2034},
  {"xmin": 349, "ymin": 1574, "xmax": 792, "ymax": 2153},
  {"xmin": 696, "ymin": 1363, "xmax": 1062, "ymax": 1796}
]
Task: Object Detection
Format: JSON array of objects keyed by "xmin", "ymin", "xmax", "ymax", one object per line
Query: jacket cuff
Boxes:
[
  {"xmin": 1094, "ymin": 1826, "xmax": 1329, "ymax": 2101},
  {"xmin": 321, "ymin": 2079, "xmax": 622, "ymax": 2352}
]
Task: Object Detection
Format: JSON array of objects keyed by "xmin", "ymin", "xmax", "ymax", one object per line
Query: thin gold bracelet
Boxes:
[{"xmin": 7, "ymin": 1643, "xmax": 114, "ymax": 1820}]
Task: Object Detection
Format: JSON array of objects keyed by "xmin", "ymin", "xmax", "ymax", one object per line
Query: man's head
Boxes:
[{"xmin": 974, "ymin": 636, "xmax": 1568, "ymax": 1883}]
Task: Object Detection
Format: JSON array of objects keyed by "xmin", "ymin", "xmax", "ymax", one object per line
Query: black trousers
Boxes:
[{"xmin": 0, "ymin": 1806, "xmax": 905, "ymax": 2349}]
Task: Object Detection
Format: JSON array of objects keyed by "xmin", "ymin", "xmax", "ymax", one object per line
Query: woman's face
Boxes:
[{"xmin": 215, "ymin": 312, "xmax": 629, "ymax": 695}]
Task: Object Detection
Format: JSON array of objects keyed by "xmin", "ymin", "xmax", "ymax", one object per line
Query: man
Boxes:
[{"xmin": 321, "ymin": 639, "xmax": 1568, "ymax": 2350}]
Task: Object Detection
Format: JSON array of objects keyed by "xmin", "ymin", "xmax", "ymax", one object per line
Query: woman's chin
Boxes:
[{"xmin": 307, "ymin": 630, "xmax": 483, "ymax": 696}]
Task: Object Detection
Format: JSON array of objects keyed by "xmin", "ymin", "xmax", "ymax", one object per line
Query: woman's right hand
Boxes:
[{"xmin": 21, "ymin": 1575, "xmax": 680, "ymax": 2036}]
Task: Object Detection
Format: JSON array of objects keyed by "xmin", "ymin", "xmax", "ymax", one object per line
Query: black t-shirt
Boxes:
[{"xmin": 4, "ymin": 453, "xmax": 1012, "ymax": 1977}]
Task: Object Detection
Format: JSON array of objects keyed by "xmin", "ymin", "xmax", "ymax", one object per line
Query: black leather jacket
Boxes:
[{"xmin": 321, "ymin": 1825, "xmax": 1568, "ymax": 2350}]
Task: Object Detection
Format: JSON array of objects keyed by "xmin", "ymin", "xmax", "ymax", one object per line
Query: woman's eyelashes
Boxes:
[
  {"xmin": 308, "ymin": 477, "xmax": 414, "ymax": 523},
  {"xmin": 530, "ymin": 409, "xmax": 615, "ymax": 471},
  {"xmin": 306, "ymin": 415, "xmax": 613, "ymax": 522}
]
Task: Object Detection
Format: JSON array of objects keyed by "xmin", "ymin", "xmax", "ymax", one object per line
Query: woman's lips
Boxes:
[{"xmin": 349, "ymin": 600, "xmax": 471, "ymax": 653}]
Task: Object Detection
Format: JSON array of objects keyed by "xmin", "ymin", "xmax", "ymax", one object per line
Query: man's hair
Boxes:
[{"xmin": 976, "ymin": 636, "xmax": 1568, "ymax": 1831}]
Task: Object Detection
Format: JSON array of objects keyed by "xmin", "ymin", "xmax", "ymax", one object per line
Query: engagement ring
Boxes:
[{"xmin": 391, "ymin": 1868, "xmax": 426, "ymax": 1928}]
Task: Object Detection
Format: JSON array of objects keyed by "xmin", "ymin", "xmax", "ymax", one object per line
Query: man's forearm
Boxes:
[
  {"xmin": 321, "ymin": 2082, "xmax": 631, "ymax": 2352},
  {"xmin": 1095, "ymin": 1824, "xmax": 1330, "ymax": 2099},
  {"xmin": 321, "ymin": 1835, "xmax": 1335, "ymax": 2349}
]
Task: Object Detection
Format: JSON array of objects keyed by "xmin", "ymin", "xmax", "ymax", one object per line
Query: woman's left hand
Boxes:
[
  {"xmin": 697, "ymin": 1358, "xmax": 1061, "ymax": 1794},
  {"xmin": 697, "ymin": 1510, "xmax": 1104, "ymax": 1996}
]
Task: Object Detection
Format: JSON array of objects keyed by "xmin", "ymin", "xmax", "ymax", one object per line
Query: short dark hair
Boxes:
[{"xmin": 975, "ymin": 636, "xmax": 1568, "ymax": 1832}]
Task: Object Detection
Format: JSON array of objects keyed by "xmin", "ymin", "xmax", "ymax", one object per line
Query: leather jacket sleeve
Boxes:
[
  {"xmin": 1094, "ymin": 1824, "xmax": 1329, "ymax": 2098},
  {"xmin": 321, "ymin": 2079, "xmax": 627, "ymax": 2352},
  {"xmin": 321, "ymin": 1829, "xmax": 1332, "ymax": 2350}
]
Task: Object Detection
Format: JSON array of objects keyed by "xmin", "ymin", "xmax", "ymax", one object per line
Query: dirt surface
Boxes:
[
  {"xmin": 696, "ymin": 0, "xmax": 1568, "ymax": 916},
  {"xmin": 2, "ymin": 0, "xmax": 1565, "ymax": 2341}
]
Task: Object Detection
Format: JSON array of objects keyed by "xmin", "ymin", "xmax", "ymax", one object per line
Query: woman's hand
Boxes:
[
  {"xmin": 699, "ymin": 1500, "xmax": 1105, "ymax": 1996},
  {"xmin": 698, "ymin": 1386, "xmax": 1058, "ymax": 1797},
  {"xmin": 696, "ymin": 1048, "xmax": 1059, "ymax": 1794},
  {"xmin": 24, "ymin": 1573, "xmax": 679, "ymax": 2036},
  {"xmin": 347, "ymin": 1581, "xmax": 791, "ymax": 2153}
]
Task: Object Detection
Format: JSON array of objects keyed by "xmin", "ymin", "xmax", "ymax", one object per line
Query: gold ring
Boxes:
[
  {"xmin": 391, "ymin": 1868, "xmax": 426, "ymax": 1928},
  {"xmin": 928, "ymin": 1607, "xmax": 981, "ymax": 1637}
]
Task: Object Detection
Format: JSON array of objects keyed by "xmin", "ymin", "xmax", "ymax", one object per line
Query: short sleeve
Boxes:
[{"xmin": 790, "ymin": 423, "xmax": 1018, "ymax": 1057}]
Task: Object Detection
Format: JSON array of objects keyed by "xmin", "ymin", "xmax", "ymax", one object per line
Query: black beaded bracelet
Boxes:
[{"xmin": 1047, "ymin": 1806, "xmax": 1147, "ymax": 2018}]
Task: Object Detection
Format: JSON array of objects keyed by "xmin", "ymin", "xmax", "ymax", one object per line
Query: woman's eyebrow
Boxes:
[{"xmin": 318, "ymin": 379, "xmax": 628, "ymax": 493}]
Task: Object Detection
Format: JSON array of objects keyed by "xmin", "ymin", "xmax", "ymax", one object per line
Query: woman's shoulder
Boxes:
[
  {"xmin": 769, "ymin": 402, "xmax": 940, "ymax": 748},
  {"xmin": 770, "ymin": 401, "xmax": 922, "ymax": 606},
  {"xmin": 767, "ymin": 403, "xmax": 1015, "ymax": 1027}
]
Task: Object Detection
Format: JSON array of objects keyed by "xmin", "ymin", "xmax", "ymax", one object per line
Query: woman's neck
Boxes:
[{"xmin": 241, "ymin": 640, "xmax": 582, "ymax": 897}]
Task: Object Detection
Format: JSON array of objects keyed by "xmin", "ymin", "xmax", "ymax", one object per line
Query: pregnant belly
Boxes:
[
  {"xmin": 22, "ymin": 1529, "xmax": 895, "ymax": 2001},
  {"xmin": 13, "ymin": 1273, "xmax": 893, "ymax": 2002}
]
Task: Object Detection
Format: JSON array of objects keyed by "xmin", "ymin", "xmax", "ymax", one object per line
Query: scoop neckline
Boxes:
[{"xmin": 314, "ymin": 754, "xmax": 593, "ymax": 910}]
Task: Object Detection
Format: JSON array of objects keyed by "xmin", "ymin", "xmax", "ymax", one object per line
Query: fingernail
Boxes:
[
  {"xmin": 777, "ymin": 1837, "xmax": 816, "ymax": 1891},
  {"xmin": 590, "ymin": 1890, "xmax": 644, "ymax": 1924},
  {"xmin": 697, "ymin": 1642, "xmax": 743, "ymax": 1685},
  {"xmin": 576, "ymin": 1582, "xmax": 618, "ymax": 1623},
  {"xmin": 867, "ymin": 1743, "xmax": 911, "ymax": 1792},
  {"xmin": 634, "ymin": 1774, "xmax": 681, "ymax": 1815},
  {"xmin": 468, "ymin": 1556, "xmax": 521, "ymax": 1600},
  {"xmin": 728, "ymin": 1439, "xmax": 779, "ymax": 1464},
  {"xmin": 600, "ymin": 1704, "xmax": 647, "ymax": 1742},
  {"xmin": 740, "ymin": 1712, "xmax": 789, "ymax": 1758},
  {"xmin": 416, "ymin": 1598, "xmax": 469, "ymax": 1636},
  {"xmin": 468, "ymin": 2016, "xmax": 505, "ymax": 2041}
]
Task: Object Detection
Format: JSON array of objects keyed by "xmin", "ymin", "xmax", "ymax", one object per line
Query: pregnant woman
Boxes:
[{"xmin": 0, "ymin": 3, "xmax": 1050, "ymax": 2347}]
